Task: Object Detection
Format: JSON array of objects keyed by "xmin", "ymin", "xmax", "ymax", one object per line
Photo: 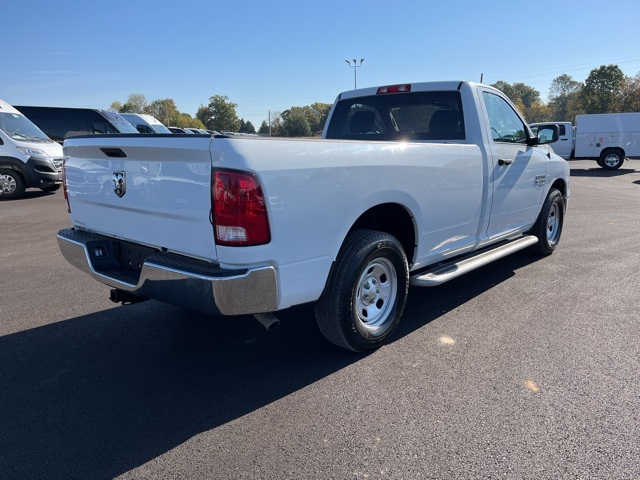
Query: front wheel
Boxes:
[
  {"xmin": 315, "ymin": 230, "xmax": 409, "ymax": 352},
  {"xmin": 530, "ymin": 188, "xmax": 565, "ymax": 256},
  {"xmin": 599, "ymin": 149, "xmax": 624, "ymax": 170},
  {"xmin": 0, "ymin": 168, "xmax": 26, "ymax": 200}
]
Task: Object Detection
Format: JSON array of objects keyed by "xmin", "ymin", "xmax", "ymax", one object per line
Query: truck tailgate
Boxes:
[{"xmin": 63, "ymin": 135, "xmax": 217, "ymax": 261}]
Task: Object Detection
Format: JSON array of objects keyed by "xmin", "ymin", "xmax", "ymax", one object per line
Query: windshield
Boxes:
[
  {"xmin": 0, "ymin": 112, "xmax": 52, "ymax": 142},
  {"xmin": 150, "ymin": 123, "xmax": 171, "ymax": 133},
  {"xmin": 110, "ymin": 119, "xmax": 139, "ymax": 134}
]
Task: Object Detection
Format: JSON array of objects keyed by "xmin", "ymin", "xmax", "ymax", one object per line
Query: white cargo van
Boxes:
[
  {"xmin": 0, "ymin": 99, "xmax": 63, "ymax": 200},
  {"xmin": 574, "ymin": 113, "xmax": 640, "ymax": 169},
  {"xmin": 120, "ymin": 113, "xmax": 172, "ymax": 134}
]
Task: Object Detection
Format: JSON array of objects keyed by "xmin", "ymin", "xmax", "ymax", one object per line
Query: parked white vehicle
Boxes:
[
  {"xmin": 15, "ymin": 105, "xmax": 139, "ymax": 144},
  {"xmin": 120, "ymin": 113, "xmax": 172, "ymax": 134},
  {"xmin": 0, "ymin": 99, "xmax": 63, "ymax": 199},
  {"xmin": 530, "ymin": 121, "xmax": 574, "ymax": 160},
  {"xmin": 574, "ymin": 113, "xmax": 640, "ymax": 169},
  {"xmin": 57, "ymin": 81, "xmax": 570, "ymax": 351},
  {"xmin": 183, "ymin": 128, "xmax": 210, "ymax": 134},
  {"xmin": 533, "ymin": 112, "xmax": 640, "ymax": 169}
]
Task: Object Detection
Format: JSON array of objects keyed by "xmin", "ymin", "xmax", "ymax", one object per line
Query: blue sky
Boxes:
[{"xmin": 3, "ymin": 0, "xmax": 640, "ymax": 127}]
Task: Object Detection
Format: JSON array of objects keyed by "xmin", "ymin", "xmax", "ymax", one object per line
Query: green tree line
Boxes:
[
  {"xmin": 110, "ymin": 93, "xmax": 333, "ymax": 137},
  {"xmin": 492, "ymin": 64, "xmax": 640, "ymax": 123},
  {"xmin": 110, "ymin": 64, "xmax": 640, "ymax": 136}
]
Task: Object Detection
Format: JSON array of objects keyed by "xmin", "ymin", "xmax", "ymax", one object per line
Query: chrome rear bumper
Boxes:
[{"xmin": 57, "ymin": 228, "xmax": 278, "ymax": 316}]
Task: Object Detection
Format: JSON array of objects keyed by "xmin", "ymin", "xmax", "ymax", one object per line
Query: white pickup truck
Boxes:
[
  {"xmin": 529, "ymin": 121, "xmax": 574, "ymax": 160},
  {"xmin": 57, "ymin": 81, "xmax": 570, "ymax": 351}
]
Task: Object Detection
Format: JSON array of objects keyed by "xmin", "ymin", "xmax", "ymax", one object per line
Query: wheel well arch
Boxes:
[
  {"xmin": 349, "ymin": 203, "xmax": 416, "ymax": 264},
  {"xmin": 601, "ymin": 146, "xmax": 625, "ymax": 157},
  {"xmin": 0, "ymin": 157, "xmax": 28, "ymax": 182},
  {"xmin": 550, "ymin": 178, "xmax": 567, "ymax": 198}
]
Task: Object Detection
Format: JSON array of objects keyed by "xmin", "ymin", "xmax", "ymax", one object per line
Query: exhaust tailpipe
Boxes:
[
  {"xmin": 109, "ymin": 288, "xmax": 149, "ymax": 305},
  {"xmin": 254, "ymin": 313, "xmax": 280, "ymax": 331}
]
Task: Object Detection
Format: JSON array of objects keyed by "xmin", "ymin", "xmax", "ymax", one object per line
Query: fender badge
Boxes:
[{"xmin": 113, "ymin": 171, "xmax": 126, "ymax": 198}]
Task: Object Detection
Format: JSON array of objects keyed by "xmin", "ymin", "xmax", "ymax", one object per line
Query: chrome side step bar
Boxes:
[{"xmin": 410, "ymin": 235, "xmax": 538, "ymax": 287}]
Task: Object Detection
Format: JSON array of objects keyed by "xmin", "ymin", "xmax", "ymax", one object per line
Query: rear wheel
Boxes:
[
  {"xmin": 599, "ymin": 149, "xmax": 624, "ymax": 170},
  {"xmin": 0, "ymin": 168, "xmax": 26, "ymax": 200},
  {"xmin": 315, "ymin": 230, "xmax": 409, "ymax": 352}
]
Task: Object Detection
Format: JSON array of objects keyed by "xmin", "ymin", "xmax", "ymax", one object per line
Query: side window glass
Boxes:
[
  {"xmin": 92, "ymin": 121, "xmax": 107, "ymax": 134},
  {"xmin": 559, "ymin": 125, "xmax": 565, "ymax": 135},
  {"xmin": 482, "ymin": 92, "xmax": 526, "ymax": 143},
  {"xmin": 93, "ymin": 121, "xmax": 118, "ymax": 134},
  {"xmin": 50, "ymin": 118, "xmax": 89, "ymax": 140}
]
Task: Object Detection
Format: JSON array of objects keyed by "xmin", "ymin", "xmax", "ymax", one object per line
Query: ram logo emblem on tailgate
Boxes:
[{"xmin": 112, "ymin": 171, "xmax": 127, "ymax": 198}]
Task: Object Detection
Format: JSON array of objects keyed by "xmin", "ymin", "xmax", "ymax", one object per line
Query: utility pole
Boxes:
[{"xmin": 345, "ymin": 58, "xmax": 365, "ymax": 89}]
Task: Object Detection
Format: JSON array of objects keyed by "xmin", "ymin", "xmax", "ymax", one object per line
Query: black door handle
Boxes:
[
  {"xmin": 498, "ymin": 158, "xmax": 513, "ymax": 166},
  {"xmin": 100, "ymin": 147, "xmax": 127, "ymax": 158}
]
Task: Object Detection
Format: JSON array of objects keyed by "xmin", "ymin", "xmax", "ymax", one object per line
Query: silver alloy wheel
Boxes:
[
  {"xmin": 603, "ymin": 152, "xmax": 621, "ymax": 168},
  {"xmin": 0, "ymin": 174, "xmax": 17, "ymax": 196},
  {"xmin": 547, "ymin": 201, "xmax": 560, "ymax": 245},
  {"xmin": 353, "ymin": 257, "xmax": 398, "ymax": 338}
]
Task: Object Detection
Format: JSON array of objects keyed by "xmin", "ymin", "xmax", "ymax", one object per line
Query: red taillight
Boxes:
[
  {"xmin": 212, "ymin": 169, "xmax": 270, "ymax": 246},
  {"xmin": 377, "ymin": 84, "xmax": 411, "ymax": 94},
  {"xmin": 62, "ymin": 160, "xmax": 70, "ymax": 213}
]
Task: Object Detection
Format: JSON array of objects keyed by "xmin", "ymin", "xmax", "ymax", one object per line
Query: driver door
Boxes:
[{"xmin": 481, "ymin": 91, "xmax": 547, "ymax": 239}]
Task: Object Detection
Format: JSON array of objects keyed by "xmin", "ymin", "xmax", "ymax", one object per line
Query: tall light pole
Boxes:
[{"xmin": 345, "ymin": 58, "xmax": 364, "ymax": 89}]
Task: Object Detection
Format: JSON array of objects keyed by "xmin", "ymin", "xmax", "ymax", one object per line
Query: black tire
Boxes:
[
  {"xmin": 40, "ymin": 184, "xmax": 62, "ymax": 192},
  {"xmin": 314, "ymin": 229, "xmax": 409, "ymax": 352},
  {"xmin": 599, "ymin": 149, "xmax": 624, "ymax": 170},
  {"xmin": 0, "ymin": 168, "xmax": 26, "ymax": 200},
  {"xmin": 530, "ymin": 188, "xmax": 565, "ymax": 256}
]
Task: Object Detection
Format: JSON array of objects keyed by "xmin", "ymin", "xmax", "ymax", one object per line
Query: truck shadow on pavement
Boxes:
[
  {"xmin": 569, "ymin": 167, "xmax": 636, "ymax": 177},
  {"xmin": 0, "ymin": 251, "xmax": 537, "ymax": 479},
  {"xmin": 2, "ymin": 189, "xmax": 58, "ymax": 201}
]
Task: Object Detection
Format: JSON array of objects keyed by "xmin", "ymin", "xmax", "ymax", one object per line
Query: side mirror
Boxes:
[
  {"xmin": 537, "ymin": 125, "xmax": 559, "ymax": 144},
  {"xmin": 527, "ymin": 124, "xmax": 559, "ymax": 146}
]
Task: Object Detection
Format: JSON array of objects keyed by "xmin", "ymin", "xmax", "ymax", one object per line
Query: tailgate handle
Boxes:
[{"xmin": 100, "ymin": 148, "xmax": 127, "ymax": 158}]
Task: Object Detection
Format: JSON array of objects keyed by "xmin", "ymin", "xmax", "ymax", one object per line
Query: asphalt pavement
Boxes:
[{"xmin": 1, "ymin": 159, "xmax": 639, "ymax": 479}]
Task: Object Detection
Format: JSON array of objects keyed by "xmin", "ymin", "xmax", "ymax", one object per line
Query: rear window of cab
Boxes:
[{"xmin": 325, "ymin": 90, "xmax": 465, "ymax": 141}]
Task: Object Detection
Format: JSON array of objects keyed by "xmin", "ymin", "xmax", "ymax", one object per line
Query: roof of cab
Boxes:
[
  {"xmin": 120, "ymin": 113, "xmax": 164, "ymax": 124},
  {"xmin": 0, "ymin": 99, "xmax": 23, "ymax": 114}
]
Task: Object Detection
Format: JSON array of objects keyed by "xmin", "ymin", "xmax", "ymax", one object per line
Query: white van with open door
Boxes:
[{"xmin": 0, "ymin": 99, "xmax": 63, "ymax": 200}]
